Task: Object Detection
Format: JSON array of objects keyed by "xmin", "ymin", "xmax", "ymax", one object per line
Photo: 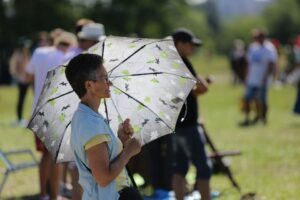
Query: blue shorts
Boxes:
[
  {"xmin": 244, "ymin": 85, "xmax": 267, "ymax": 104},
  {"xmin": 172, "ymin": 125, "xmax": 212, "ymax": 180}
]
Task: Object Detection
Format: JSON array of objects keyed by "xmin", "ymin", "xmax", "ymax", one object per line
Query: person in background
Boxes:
[
  {"xmin": 292, "ymin": 36, "xmax": 300, "ymax": 115},
  {"xmin": 25, "ymin": 30, "xmax": 76, "ymax": 200},
  {"xmin": 9, "ymin": 37, "xmax": 32, "ymax": 127},
  {"xmin": 36, "ymin": 31, "xmax": 52, "ymax": 47},
  {"xmin": 171, "ymin": 28, "xmax": 212, "ymax": 200},
  {"xmin": 74, "ymin": 18, "xmax": 95, "ymax": 35},
  {"xmin": 229, "ymin": 39, "xmax": 247, "ymax": 85},
  {"xmin": 65, "ymin": 53, "xmax": 142, "ymax": 200},
  {"xmin": 240, "ymin": 29, "xmax": 277, "ymax": 126},
  {"xmin": 70, "ymin": 22, "xmax": 105, "ymax": 56}
]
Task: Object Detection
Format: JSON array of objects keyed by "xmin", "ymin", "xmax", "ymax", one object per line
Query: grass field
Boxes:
[{"xmin": 0, "ymin": 54, "xmax": 300, "ymax": 200}]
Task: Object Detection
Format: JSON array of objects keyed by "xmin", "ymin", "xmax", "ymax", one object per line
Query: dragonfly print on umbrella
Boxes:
[
  {"xmin": 27, "ymin": 36, "xmax": 197, "ymax": 162},
  {"xmin": 92, "ymin": 36, "xmax": 197, "ymax": 145},
  {"xmin": 28, "ymin": 65, "xmax": 79, "ymax": 162}
]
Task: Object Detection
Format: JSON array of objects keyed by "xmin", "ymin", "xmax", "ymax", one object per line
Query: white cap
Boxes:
[{"xmin": 77, "ymin": 23, "xmax": 105, "ymax": 41}]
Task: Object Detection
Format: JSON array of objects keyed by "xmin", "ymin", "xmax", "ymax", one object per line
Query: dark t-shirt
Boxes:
[{"xmin": 176, "ymin": 57, "xmax": 198, "ymax": 129}]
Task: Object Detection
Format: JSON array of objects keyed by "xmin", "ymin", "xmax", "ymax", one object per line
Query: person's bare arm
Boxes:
[
  {"xmin": 271, "ymin": 61, "xmax": 278, "ymax": 79},
  {"xmin": 86, "ymin": 138, "xmax": 141, "ymax": 187},
  {"xmin": 23, "ymin": 72, "xmax": 33, "ymax": 84},
  {"xmin": 262, "ymin": 61, "xmax": 276, "ymax": 85},
  {"xmin": 192, "ymin": 76, "xmax": 208, "ymax": 96}
]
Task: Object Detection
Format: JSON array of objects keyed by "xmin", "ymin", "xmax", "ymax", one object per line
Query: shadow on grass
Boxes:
[{"xmin": 3, "ymin": 194, "xmax": 39, "ymax": 200}]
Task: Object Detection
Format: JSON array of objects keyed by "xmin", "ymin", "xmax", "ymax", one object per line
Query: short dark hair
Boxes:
[{"xmin": 65, "ymin": 53, "xmax": 103, "ymax": 98}]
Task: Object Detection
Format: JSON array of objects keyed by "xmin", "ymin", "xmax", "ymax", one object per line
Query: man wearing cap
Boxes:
[
  {"xmin": 69, "ymin": 23, "xmax": 105, "ymax": 56},
  {"xmin": 75, "ymin": 18, "xmax": 95, "ymax": 35},
  {"xmin": 171, "ymin": 28, "xmax": 212, "ymax": 200}
]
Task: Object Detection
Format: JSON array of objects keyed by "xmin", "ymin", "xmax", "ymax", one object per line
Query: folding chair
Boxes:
[{"xmin": 0, "ymin": 149, "xmax": 38, "ymax": 196}]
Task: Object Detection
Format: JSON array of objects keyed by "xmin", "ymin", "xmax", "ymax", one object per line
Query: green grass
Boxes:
[
  {"xmin": 0, "ymin": 54, "xmax": 300, "ymax": 199},
  {"xmin": 0, "ymin": 87, "xmax": 40, "ymax": 199}
]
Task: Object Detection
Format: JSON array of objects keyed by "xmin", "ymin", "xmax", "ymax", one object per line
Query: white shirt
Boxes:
[
  {"xmin": 246, "ymin": 41, "xmax": 277, "ymax": 87},
  {"xmin": 26, "ymin": 46, "xmax": 69, "ymax": 111}
]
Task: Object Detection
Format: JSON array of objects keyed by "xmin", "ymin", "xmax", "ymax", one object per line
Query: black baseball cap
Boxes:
[{"xmin": 172, "ymin": 28, "xmax": 202, "ymax": 46}]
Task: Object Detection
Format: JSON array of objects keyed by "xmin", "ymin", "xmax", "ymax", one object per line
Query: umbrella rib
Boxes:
[
  {"xmin": 103, "ymin": 99, "xmax": 109, "ymax": 124},
  {"xmin": 55, "ymin": 121, "xmax": 71, "ymax": 162},
  {"xmin": 108, "ymin": 39, "xmax": 173, "ymax": 75},
  {"xmin": 28, "ymin": 90, "xmax": 74, "ymax": 127},
  {"xmin": 47, "ymin": 90, "xmax": 75, "ymax": 102},
  {"xmin": 110, "ymin": 72, "xmax": 196, "ymax": 81},
  {"xmin": 111, "ymin": 85, "xmax": 174, "ymax": 132},
  {"xmin": 108, "ymin": 45, "xmax": 146, "ymax": 75},
  {"xmin": 102, "ymin": 37, "xmax": 106, "ymax": 57},
  {"xmin": 109, "ymin": 96, "xmax": 124, "ymax": 123}
]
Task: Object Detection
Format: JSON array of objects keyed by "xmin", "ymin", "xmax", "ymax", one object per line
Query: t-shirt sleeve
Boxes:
[
  {"xmin": 78, "ymin": 116, "xmax": 111, "ymax": 150},
  {"xmin": 84, "ymin": 134, "xmax": 111, "ymax": 150},
  {"xmin": 269, "ymin": 48, "xmax": 277, "ymax": 63},
  {"xmin": 26, "ymin": 50, "xmax": 38, "ymax": 74}
]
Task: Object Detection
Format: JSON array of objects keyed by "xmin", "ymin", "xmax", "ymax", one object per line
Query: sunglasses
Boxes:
[{"xmin": 90, "ymin": 75, "xmax": 109, "ymax": 83}]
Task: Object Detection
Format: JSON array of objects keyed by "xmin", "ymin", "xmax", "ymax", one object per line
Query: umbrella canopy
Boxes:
[{"xmin": 27, "ymin": 36, "xmax": 197, "ymax": 162}]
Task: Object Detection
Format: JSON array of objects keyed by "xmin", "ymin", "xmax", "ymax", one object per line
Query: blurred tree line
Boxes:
[
  {"xmin": 0, "ymin": 0, "xmax": 209, "ymax": 83},
  {"xmin": 216, "ymin": 0, "xmax": 300, "ymax": 53},
  {"xmin": 1, "ymin": 0, "xmax": 300, "ymax": 83},
  {"xmin": 0, "ymin": 0, "xmax": 211, "ymax": 51}
]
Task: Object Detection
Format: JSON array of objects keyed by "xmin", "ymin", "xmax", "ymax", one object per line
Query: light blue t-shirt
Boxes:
[{"xmin": 71, "ymin": 103, "xmax": 120, "ymax": 200}]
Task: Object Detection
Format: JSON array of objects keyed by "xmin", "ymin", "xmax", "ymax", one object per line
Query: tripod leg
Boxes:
[{"xmin": 199, "ymin": 123, "xmax": 241, "ymax": 192}]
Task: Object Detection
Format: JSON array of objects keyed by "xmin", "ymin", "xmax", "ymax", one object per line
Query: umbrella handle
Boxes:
[{"xmin": 126, "ymin": 165, "xmax": 138, "ymax": 189}]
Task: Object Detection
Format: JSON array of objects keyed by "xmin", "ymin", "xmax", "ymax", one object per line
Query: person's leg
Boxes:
[
  {"xmin": 293, "ymin": 85, "xmax": 300, "ymax": 114},
  {"xmin": 196, "ymin": 180, "xmax": 211, "ymax": 200},
  {"xmin": 49, "ymin": 160, "xmax": 60, "ymax": 200},
  {"xmin": 189, "ymin": 126, "xmax": 212, "ymax": 200},
  {"xmin": 69, "ymin": 163, "xmax": 82, "ymax": 200},
  {"xmin": 242, "ymin": 99, "xmax": 250, "ymax": 123},
  {"xmin": 59, "ymin": 163, "xmax": 72, "ymax": 198},
  {"xmin": 148, "ymin": 137, "xmax": 163, "ymax": 189},
  {"xmin": 17, "ymin": 82, "xmax": 28, "ymax": 121},
  {"xmin": 39, "ymin": 151, "xmax": 52, "ymax": 198},
  {"xmin": 171, "ymin": 133, "xmax": 189, "ymax": 200},
  {"xmin": 251, "ymin": 98, "xmax": 261, "ymax": 124},
  {"xmin": 36, "ymin": 136, "xmax": 51, "ymax": 199},
  {"xmin": 36, "ymin": 136, "xmax": 60, "ymax": 200},
  {"xmin": 240, "ymin": 86, "xmax": 257, "ymax": 126},
  {"xmin": 60, "ymin": 163, "xmax": 68, "ymax": 187},
  {"xmin": 259, "ymin": 87, "xmax": 268, "ymax": 124},
  {"xmin": 162, "ymin": 134, "xmax": 174, "ymax": 190},
  {"xmin": 172, "ymin": 174, "xmax": 187, "ymax": 200}
]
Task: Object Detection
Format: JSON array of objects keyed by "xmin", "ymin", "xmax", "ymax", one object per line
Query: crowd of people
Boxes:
[
  {"xmin": 5, "ymin": 16, "xmax": 300, "ymax": 200},
  {"xmin": 7, "ymin": 19, "xmax": 215, "ymax": 199},
  {"xmin": 8, "ymin": 18, "xmax": 108, "ymax": 200}
]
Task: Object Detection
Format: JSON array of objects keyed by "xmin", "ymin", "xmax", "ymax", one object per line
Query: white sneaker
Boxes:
[{"xmin": 18, "ymin": 119, "xmax": 28, "ymax": 128}]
